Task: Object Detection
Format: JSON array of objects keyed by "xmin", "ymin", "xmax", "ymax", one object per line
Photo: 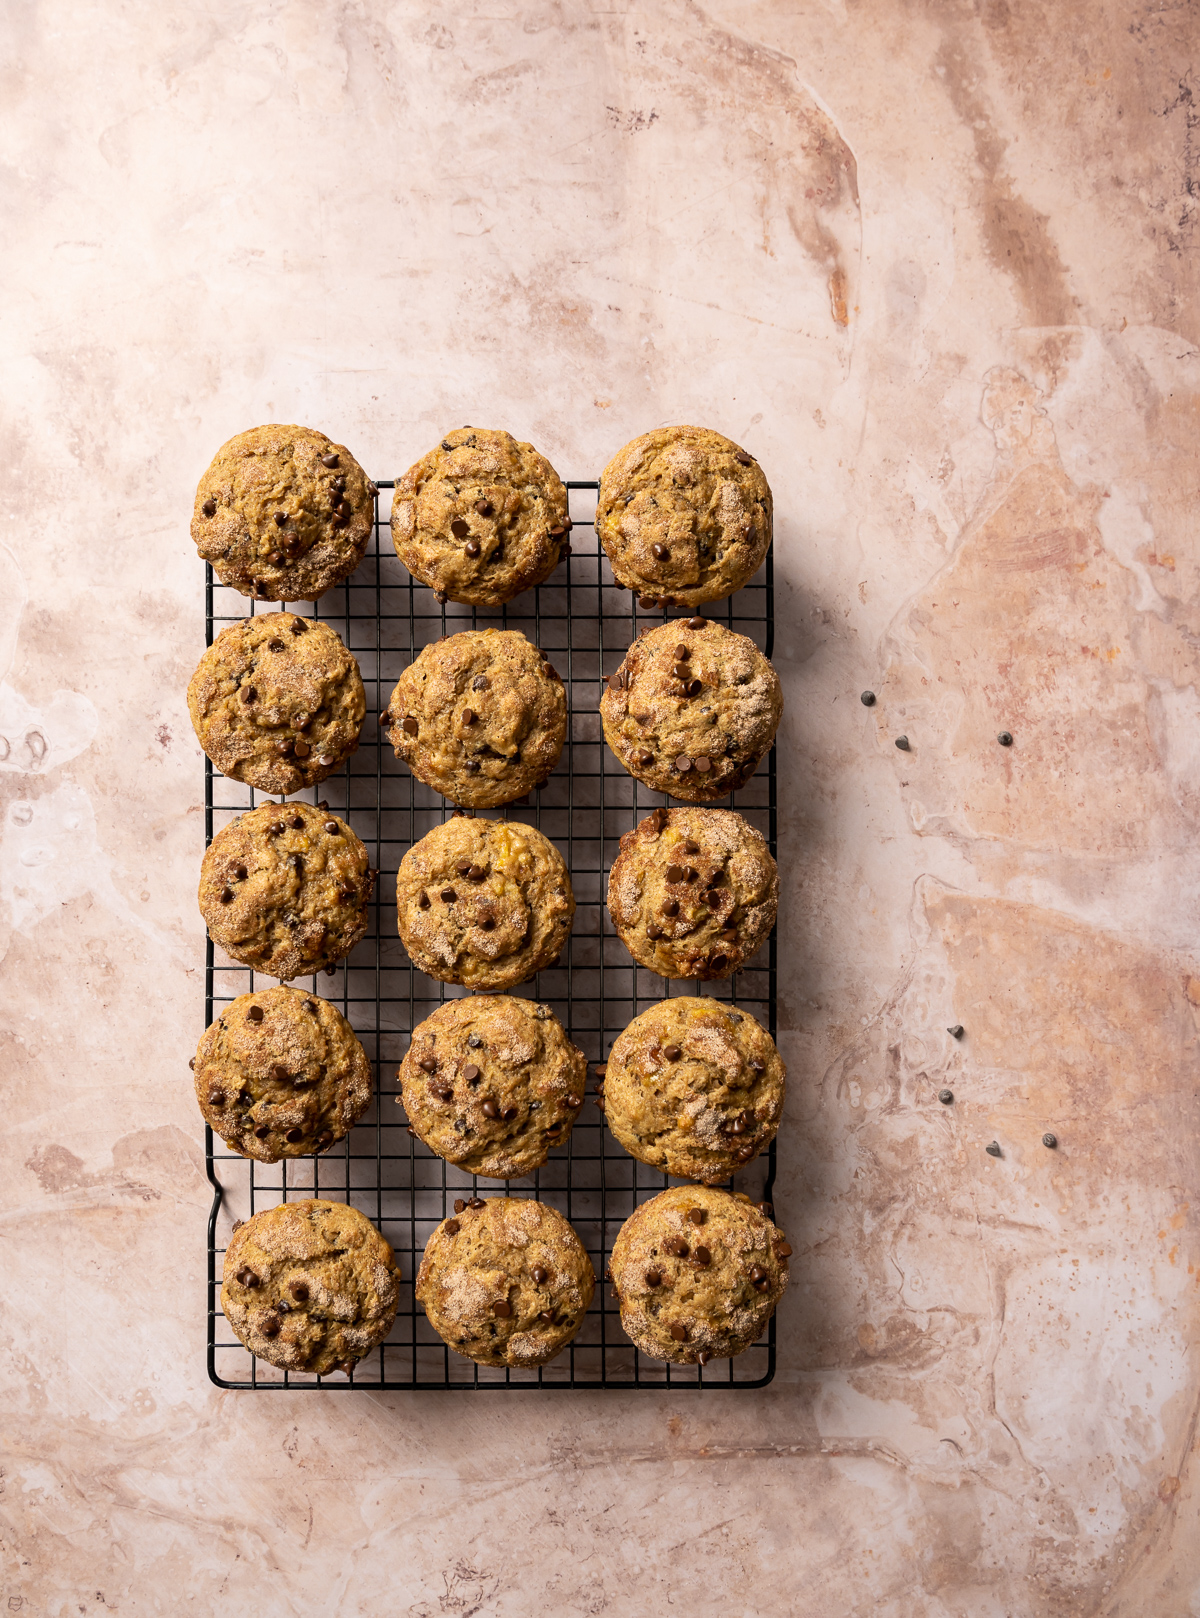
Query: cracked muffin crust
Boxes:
[
  {"xmin": 391, "ymin": 427, "xmax": 571, "ymax": 606},
  {"xmin": 188, "ymin": 613, "xmax": 365, "ymax": 796},
  {"xmin": 601, "ymin": 998, "xmax": 784, "ymax": 1183},
  {"xmin": 416, "ymin": 1196, "xmax": 595, "ymax": 1367},
  {"xmin": 199, "ymin": 802, "xmax": 374, "ymax": 981},
  {"xmin": 595, "ymin": 426, "xmax": 772, "ymax": 607},
  {"xmin": 606, "ymin": 807, "xmax": 777, "ymax": 980},
  {"xmin": 609, "ymin": 1186, "xmax": 789, "ymax": 1364},
  {"xmin": 398, "ymin": 996, "xmax": 586, "ymax": 1179},
  {"xmin": 194, "ymin": 986, "xmax": 372, "ymax": 1163},
  {"xmin": 600, "ymin": 619, "xmax": 781, "ymax": 801},
  {"xmin": 395, "ymin": 816, "xmax": 574, "ymax": 990},
  {"xmin": 385, "ymin": 629, "xmax": 566, "ymax": 808},
  {"xmin": 221, "ymin": 1198, "xmax": 399, "ymax": 1375},
  {"xmin": 191, "ymin": 424, "xmax": 375, "ymax": 601}
]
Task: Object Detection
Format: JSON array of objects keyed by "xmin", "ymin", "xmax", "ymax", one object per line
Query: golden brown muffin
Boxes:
[
  {"xmin": 395, "ymin": 817, "xmax": 574, "ymax": 990},
  {"xmin": 600, "ymin": 619, "xmax": 781, "ymax": 801},
  {"xmin": 415, "ymin": 1197, "xmax": 595, "ymax": 1367},
  {"xmin": 194, "ymin": 987, "xmax": 372, "ymax": 1162},
  {"xmin": 606, "ymin": 807, "xmax": 777, "ymax": 980},
  {"xmin": 199, "ymin": 803, "xmax": 374, "ymax": 981},
  {"xmin": 609, "ymin": 1186, "xmax": 788, "ymax": 1364},
  {"xmin": 221, "ymin": 1199, "xmax": 399, "ymax": 1375},
  {"xmin": 391, "ymin": 427, "xmax": 570, "ymax": 606},
  {"xmin": 188, "ymin": 613, "xmax": 365, "ymax": 796},
  {"xmin": 595, "ymin": 426, "xmax": 772, "ymax": 607},
  {"xmin": 398, "ymin": 997, "xmax": 585, "ymax": 1178},
  {"xmin": 192, "ymin": 424, "xmax": 375, "ymax": 601},
  {"xmin": 601, "ymin": 998, "xmax": 784, "ymax": 1182},
  {"xmin": 385, "ymin": 629, "xmax": 566, "ymax": 808}
]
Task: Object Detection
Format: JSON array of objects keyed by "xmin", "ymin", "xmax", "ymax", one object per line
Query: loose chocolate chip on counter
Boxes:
[
  {"xmin": 532, "ymin": 1266, "xmax": 549, "ymax": 1284},
  {"xmin": 895, "ymin": 736, "xmax": 910, "ymax": 751},
  {"xmin": 453, "ymin": 1198, "xmax": 468, "ymax": 1214},
  {"xmin": 860, "ymin": 690, "xmax": 876, "ymax": 706},
  {"xmin": 321, "ymin": 453, "xmax": 340, "ymax": 468},
  {"xmin": 686, "ymin": 1206, "xmax": 705, "ymax": 1225},
  {"xmin": 1042, "ymin": 1133, "xmax": 1058, "ymax": 1149},
  {"xmin": 219, "ymin": 886, "xmax": 233, "ymax": 904},
  {"xmin": 947, "ymin": 1025, "xmax": 964, "ymax": 1039},
  {"xmin": 664, "ymin": 1044, "xmax": 682, "ymax": 1062},
  {"xmin": 593, "ymin": 1063, "xmax": 607, "ymax": 1077},
  {"xmin": 247, "ymin": 1005, "xmax": 264, "ymax": 1023},
  {"xmin": 938, "ymin": 1089, "xmax": 954, "ymax": 1105},
  {"xmin": 687, "ymin": 616, "xmax": 707, "ymax": 629},
  {"xmin": 693, "ymin": 1246, "xmax": 712, "ymax": 1266},
  {"xmin": 669, "ymin": 1322, "xmax": 690, "ymax": 1342},
  {"xmin": 998, "ymin": 731, "xmax": 1013, "ymax": 747},
  {"xmin": 985, "ymin": 1141, "xmax": 1002, "ymax": 1158},
  {"xmin": 285, "ymin": 1127, "xmax": 304, "ymax": 1143},
  {"xmin": 237, "ymin": 1267, "xmax": 260, "ymax": 1288},
  {"xmin": 675, "ymin": 756, "xmax": 693, "ymax": 773},
  {"xmin": 202, "ymin": 499, "xmax": 217, "ymax": 517}
]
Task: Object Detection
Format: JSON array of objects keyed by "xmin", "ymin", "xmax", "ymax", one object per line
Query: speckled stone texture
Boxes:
[{"xmin": 4, "ymin": 2, "xmax": 1199, "ymax": 1615}]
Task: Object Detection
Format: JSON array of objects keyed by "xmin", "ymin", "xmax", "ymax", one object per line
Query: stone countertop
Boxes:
[{"xmin": 3, "ymin": 2, "xmax": 1198, "ymax": 1614}]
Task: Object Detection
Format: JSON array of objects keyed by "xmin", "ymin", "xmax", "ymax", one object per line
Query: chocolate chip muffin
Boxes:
[
  {"xmin": 600, "ymin": 620, "xmax": 781, "ymax": 801},
  {"xmin": 601, "ymin": 998, "xmax": 784, "ymax": 1183},
  {"xmin": 606, "ymin": 808, "xmax": 777, "ymax": 980},
  {"xmin": 595, "ymin": 426, "xmax": 772, "ymax": 607},
  {"xmin": 385, "ymin": 629, "xmax": 566, "ymax": 808},
  {"xmin": 221, "ymin": 1199, "xmax": 399, "ymax": 1375},
  {"xmin": 416, "ymin": 1197, "xmax": 595, "ymax": 1367},
  {"xmin": 192, "ymin": 425, "xmax": 375, "ymax": 601},
  {"xmin": 391, "ymin": 427, "xmax": 570, "ymax": 607},
  {"xmin": 398, "ymin": 997, "xmax": 586, "ymax": 1179},
  {"xmin": 199, "ymin": 803, "xmax": 374, "ymax": 981},
  {"xmin": 194, "ymin": 987, "xmax": 372, "ymax": 1162},
  {"xmin": 396, "ymin": 816, "xmax": 574, "ymax": 990},
  {"xmin": 188, "ymin": 613, "xmax": 365, "ymax": 795},
  {"xmin": 609, "ymin": 1186, "xmax": 789, "ymax": 1364}
]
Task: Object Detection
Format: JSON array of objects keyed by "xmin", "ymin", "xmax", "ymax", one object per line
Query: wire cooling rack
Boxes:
[{"xmin": 205, "ymin": 478, "xmax": 777, "ymax": 1389}]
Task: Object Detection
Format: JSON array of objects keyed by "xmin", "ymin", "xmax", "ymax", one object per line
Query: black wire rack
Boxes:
[{"xmin": 205, "ymin": 477, "xmax": 777, "ymax": 1389}]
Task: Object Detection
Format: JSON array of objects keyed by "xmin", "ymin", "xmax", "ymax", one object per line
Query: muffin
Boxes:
[
  {"xmin": 188, "ymin": 613, "xmax": 365, "ymax": 795},
  {"xmin": 606, "ymin": 807, "xmax": 777, "ymax": 980},
  {"xmin": 221, "ymin": 1198, "xmax": 399, "ymax": 1375},
  {"xmin": 195, "ymin": 987, "xmax": 372, "ymax": 1162},
  {"xmin": 192, "ymin": 425, "xmax": 375, "ymax": 601},
  {"xmin": 199, "ymin": 802, "xmax": 374, "ymax": 981},
  {"xmin": 416, "ymin": 1197, "xmax": 595, "ymax": 1367},
  {"xmin": 398, "ymin": 996, "xmax": 586, "ymax": 1178},
  {"xmin": 395, "ymin": 816, "xmax": 574, "ymax": 990},
  {"xmin": 595, "ymin": 426, "xmax": 772, "ymax": 606},
  {"xmin": 601, "ymin": 998, "xmax": 784, "ymax": 1182},
  {"xmin": 609, "ymin": 1186, "xmax": 789, "ymax": 1364},
  {"xmin": 385, "ymin": 629, "xmax": 566, "ymax": 807},
  {"xmin": 600, "ymin": 619, "xmax": 781, "ymax": 801},
  {"xmin": 391, "ymin": 427, "xmax": 570, "ymax": 606}
]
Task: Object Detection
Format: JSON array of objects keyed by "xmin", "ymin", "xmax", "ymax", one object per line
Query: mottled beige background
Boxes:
[{"xmin": 3, "ymin": 1, "xmax": 1198, "ymax": 1613}]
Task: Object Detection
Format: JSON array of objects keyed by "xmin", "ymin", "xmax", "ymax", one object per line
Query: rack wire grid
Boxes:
[{"xmin": 205, "ymin": 476, "xmax": 777, "ymax": 1390}]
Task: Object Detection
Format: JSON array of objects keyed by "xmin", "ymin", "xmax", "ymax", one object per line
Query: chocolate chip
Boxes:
[
  {"xmin": 669, "ymin": 1322, "xmax": 690, "ymax": 1342},
  {"xmin": 466, "ymin": 1034, "xmax": 483, "ymax": 1049},
  {"xmin": 986, "ymin": 1141, "xmax": 1002, "ymax": 1157},
  {"xmin": 455, "ymin": 860, "xmax": 471, "ymax": 876},
  {"xmin": 252, "ymin": 1124, "xmax": 270, "ymax": 1139},
  {"xmin": 461, "ymin": 708, "xmax": 476, "ymax": 726},
  {"xmin": 749, "ymin": 1264, "xmax": 768, "ymax": 1288},
  {"xmin": 401, "ymin": 716, "xmax": 419, "ymax": 736},
  {"xmin": 895, "ymin": 735, "xmax": 911, "ymax": 751},
  {"xmin": 685, "ymin": 679, "xmax": 703, "ymax": 698},
  {"xmin": 735, "ymin": 449, "xmax": 754, "ymax": 465},
  {"xmin": 675, "ymin": 756, "xmax": 693, "ymax": 773},
  {"xmin": 662, "ymin": 899, "xmax": 679, "ymax": 917},
  {"xmin": 219, "ymin": 886, "xmax": 233, "ymax": 904},
  {"xmin": 532, "ymin": 1265, "xmax": 549, "ymax": 1284},
  {"xmin": 285, "ymin": 1127, "xmax": 304, "ymax": 1143},
  {"xmin": 774, "ymin": 1241, "xmax": 793, "ymax": 1258},
  {"xmin": 687, "ymin": 616, "xmax": 707, "ymax": 629},
  {"xmin": 482, "ymin": 1098, "xmax": 500, "ymax": 1118},
  {"xmin": 462, "ymin": 1063, "xmax": 480, "ymax": 1081},
  {"xmin": 435, "ymin": 1084, "xmax": 453, "ymax": 1102},
  {"xmin": 947, "ymin": 1025, "xmax": 965, "ymax": 1039},
  {"xmin": 320, "ymin": 452, "xmax": 340, "ymax": 468},
  {"xmin": 233, "ymin": 864, "xmax": 247, "ymax": 881},
  {"xmin": 247, "ymin": 1005, "xmax": 264, "ymax": 1023},
  {"xmin": 645, "ymin": 1269, "xmax": 662, "ymax": 1287},
  {"xmin": 538, "ymin": 1309, "xmax": 559, "ymax": 1324},
  {"xmin": 664, "ymin": 1236, "xmax": 689, "ymax": 1258},
  {"xmin": 686, "ymin": 1206, "xmax": 705, "ymax": 1224},
  {"xmin": 464, "ymin": 539, "xmax": 482, "ymax": 557},
  {"xmin": 467, "ymin": 864, "xmax": 485, "ymax": 881},
  {"xmin": 479, "ymin": 913, "xmax": 493, "ymax": 927},
  {"xmin": 292, "ymin": 740, "xmax": 311, "ymax": 760},
  {"xmin": 646, "ymin": 923, "xmax": 663, "ymax": 939},
  {"xmin": 710, "ymin": 954, "xmax": 728, "ymax": 971},
  {"xmin": 682, "ymin": 838, "xmax": 699, "ymax": 854},
  {"xmin": 237, "ymin": 1267, "xmax": 260, "ymax": 1287},
  {"xmin": 269, "ymin": 821, "xmax": 284, "ymax": 835},
  {"xmin": 938, "ymin": 1088, "xmax": 954, "ymax": 1104},
  {"xmin": 417, "ymin": 1054, "xmax": 437, "ymax": 1072},
  {"xmin": 652, "ymin": 542, "xmax": 670, "ymax": 560},
  {"xmin": 475, "ymin": 499, "xmax": 493, "ymax": 516},
  {"xmin": 693, "ymin": 1246, "xmax": 712, "ymax": 1266},
  {"xmin": 207, "ymin": 1088, "xmax": 225, "ymax": 1107},
  {"xmin": 673, "ymin": 663, "xmax": 690, "ymax": 680},
  {"xmin": 276, "ymin": 739, "xmax": 295, "ymax": 758},
  {"xmin": 317, "ymin": 1130, "xmax": 334, "ymax": 1147},
  {"xmin": 202, "ymin": 498, "xmax": 217, "ymax": 517},
  {"xmin": 472, "ymin": 675, "xmax": 489, "ymax": 691},
  {"xmin": 289, "ymin": 1280, "xmax": 309, "ymax": 1302},
  {"xmin": 693, "ymin": 756, "xmax": 711, "ymax": 773},
  {"xmin": 665, "ymin": 864, "xmax": 684, "ymax": 883},
  {"xmin": 493, "ymin": 1299, "xmax": 512, "ymax": 1318},
  {"xmin": 749, "ymin": 1057, "xmax": 765, "ymax": 1073},
  {"xmin": 638, "ymin": 595, "xmax": 657, "ymax": 609},
  {"xmin": 269, "ymin": 638, "xmax": 286, "ymax": 652},
  {"xmin": 664, "ymin": 1044, "xmax": 682, "ymax": 1062},
  {"xmin": 290, "ymin": 814, "xmax": 304, "ymax": 829},
  {"xmin": 565, "ymin": 1092, "xmax": 582, "ymax": 1108},
  {"xmin": 238, "ymin": 1089, "xmax": 253, "ymax": 1106},
  {"xmin": 291, "ymin": 619, "xmax": 307, "ymax": 635},
  {"xmin": 239, "ymin": 685, "xmax": 256, "ymax": 705},
  {"xmin": 440, "ymin": 887, "xmax": 456, "ymax": 903},
  {"xmin": 635, "ymin": 751, "xmax": 654, "ymax": 767},
  {"xmin": 441, "ymin": 1217, "xmax": 462, "ymax": 1236}
]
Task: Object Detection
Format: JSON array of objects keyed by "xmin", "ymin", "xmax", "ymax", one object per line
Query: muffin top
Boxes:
[
  {"xmin": 600, "ymin": 619, "xmax": 781, "ymax": 801},
  {"xmin": 385, "ymin": 629, "xmax": 566, "ymax": 808},
  {"xmin": 601, "ymin": 997, "xmax": 784, "ymax": 1183},
  {"xmin": 221, "ymin": 1198, "xmax": 399, "ymax": 1375},
  {"xmin": 395, "ymin": 816, "xmax": 574, "ymax": 991},
  {"xmin": 595, "ymin": 426, "xmax": 772, "ymax": 607},
  {"xmin": 606, "ymin": 807, "xmax": 778, "ymax": 980},
  {"xmin": 398, "ymin": 996, "xmax": 586, "ymax": 1179},
  {"xmin": 609, "ymin": 1186, "xmax": 789, "ymax": 1364},
  {"xmin": 199, "ymin": 802, "xmax": 374, "ymax": 982},
  {"xmin": 416, "ymin": 1196, "xmax": 595, "ymax": 1367},
  {"xmin": 391, "ymin": 427, "xmax": 570, "ymax": 606},
  {"xmin": 191, "ymin": 424, "xmax": 375, "ymax": 601},
  {"xmin": 195, "ymin": 986, "xmax": 372, "ymax": 1163},
  {"xmin": 188, "ymin": 613, "xmax": 365, "ymax": 796}
]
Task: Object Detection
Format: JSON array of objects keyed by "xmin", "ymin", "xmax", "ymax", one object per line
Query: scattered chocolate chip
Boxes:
[
  {"xmin": 566, "ymin": 1092, "xmax": 582, "ymax": 1108},
  {"xmin": 538, "ymin": 1309, "xmax": 559, "ymax": 1324},
  {"xmin": 986, "ymin": 1141, "xmax": 1002, "ymax": 1158},
  {"xmin": 947, "ymin": 1025, "xmax": 964, "ymax": 1039},
  {"xmin": 479, "ymin": 912, "xmax": 493, "ymax": 926},
  {"xmin": 461, "ymin": 708, "xmax": 476, "ymax": 727},
  {"xmin": 233, "ymin": 864, "xmax": 247, "ymax": 881},
  {"xmin": 401, "ymin": 716, "xmax": 419, "ymax": 736},
  {"xmin": 207, "ymin": 1088, "xmax": 225, "ymax": 1107},
  {"xmin": 467, "ymin": 864, "xmax": 486, "ymax": 881},
  {"xmin": 938, "ymin": 1088, "xmax": 954, "ymax": 1104},
  {"xmin": 472, "ymin": 675, "xmax": 490, "ymax": 691},
  {"xmin": 638, "ymin": 594, "xmax": 657, "ymax": 609},
  {"xmin": 710, "ymin": 953, "xmax": 728, "ymax": 970},
  {"xmin": 435, "ymin": 591, "xmax": 448, "ymax": 604},
  {"xmin": 895, "ymin": 735, "xmax": 910, "ymax": 751},
  {"xmin": 237, "ymin": 1267, "xmax": 260, "ymax": 1288},
  {"xmin": 435, "ymin": 1085, "xmax": 454, "ymax": 1102},
  {"xmin": 694, "ymin": 756, "xmax": 711, "ymax": 773},
  {"xmin": 202, "ymin": 498, "xmax": 217, "ymax": 517},
  {"xmin": 774, "ymin": 1241, "xmax": 793, "ymax": 1258},
  {"xmin": 860, "ymin": 690, "xmax": 876, "ymax": 706},
  {"xmin": 290, "ymin": 619, "xmax": 307, "ymax": 635},
  {"xmin": 665, "ymin": 864, "xmax": 684, "ymax": 883},
  {"xmin": 291, "ymin": 815, "xmax": 304, "ymax": 829},
  {"xmin": 675, "ymin": 755, "xmax": 693, "ymax": 773},
  {"xmin": 635, "ymin": 750, "xmax": 654, "ymax": 767},
  {"xmin": 317, "ymin": 1130, "xmax": 334, "ymax": 1147},
  {"xmin": 320, "ymin": 452, "xmax": 340, "ymax": 468},
  {"xmin": 455, "ymin": 861, "xmax": 471, "ymax": 876},
  {"xmin": 735, "ymin": 449, "xmax": 754, "ymax": 465},
  {"xmin": 467, "ymin": 1195, "xmax": 485, "ymax": 1208},
  {"xmin": 444, "ymin": 1218, "xmax": 461, "ymax": 1234},
  {"xmin": 219, "ymin": 886, "xmax": 233, "ymax": 904},
  {"xmin": 687, "ymin": 616, "xmax": 707, "ymax": 629},
  {"xmin": 252, "ymin": 1124, "xmax": 270, "ymax": 1139},
  {"xmin": 292, "ymin": 740, "xmax": 311, "ymax": 760},
  {"xmin": 686, "ymin": 1207, "xmax": 705, "ymax": 1225},
  {"xmin": 749, "ymin": 1264, "xmax": 769, "ymax": 1289},
  {"xmin": 1042, "ymin": 1132, "xmax": 1058, "ymax": 1149},
  {"xmin": 454, "ymin": 1198, "xmax": 467, "ymax": 1213},
  {"xmin": 475, "ymin": 499, "xmax": 493, "ymax": 516},
  {"xmin": 669, "ymin": 1322, "xmax": 690, "ymax": 1342},
  {"xmin": 998, "ymin": 731, "xmax": 1013, "ymax": 747}
]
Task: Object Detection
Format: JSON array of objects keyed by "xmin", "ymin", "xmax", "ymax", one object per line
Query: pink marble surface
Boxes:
[{"xmin": 3, "ymin": 1, "xmax": 1198, "ymax": 1613}]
